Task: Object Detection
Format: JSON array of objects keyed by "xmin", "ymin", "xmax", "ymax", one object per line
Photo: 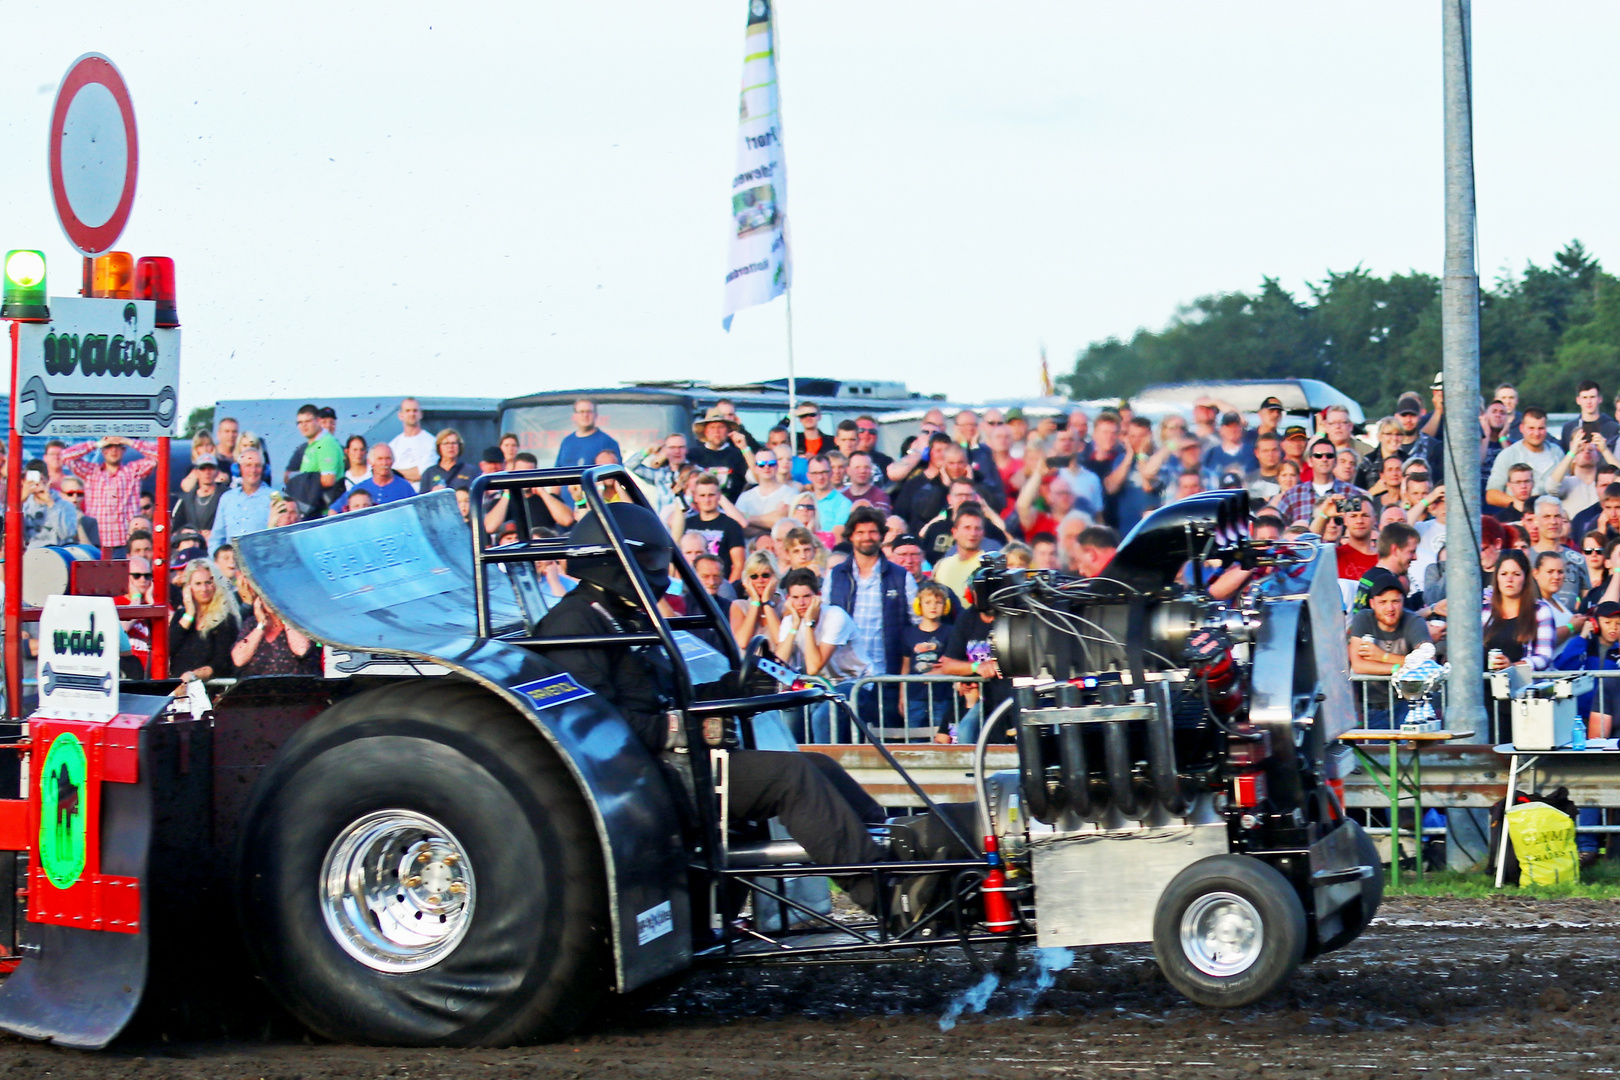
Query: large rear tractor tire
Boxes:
[
  {"xmin": 1152, "ymin": 855, "xmax": 1306, "ymax": 1008},
  {"xmin": 237, "ymin": 681, "xmax": 611, "ymax": 1046}
]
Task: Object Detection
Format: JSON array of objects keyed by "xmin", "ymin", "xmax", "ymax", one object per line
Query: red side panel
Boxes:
[
  {"xmin": 0, "ymin": 799, "xmax": 25, "ymax": 852},
  {"xmin": 26, "ymin": 715, "xmax": 146, "ymax": 934}
]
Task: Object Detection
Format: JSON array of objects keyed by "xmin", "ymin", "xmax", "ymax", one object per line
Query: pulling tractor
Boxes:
[{"xmin": 0, "ymin": 466, "xmax": 1377, "ymax": 1048}]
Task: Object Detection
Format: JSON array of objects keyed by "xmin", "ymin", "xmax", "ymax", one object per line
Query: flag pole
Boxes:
[{"xmin": 786, "ymin": 286, "xmax": 797, "ymax": 416}]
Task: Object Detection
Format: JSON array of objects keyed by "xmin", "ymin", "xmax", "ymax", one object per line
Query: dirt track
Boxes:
[{"xmin": 5, "ymin": 894, "xmax": 1620, "ymax": 1079}]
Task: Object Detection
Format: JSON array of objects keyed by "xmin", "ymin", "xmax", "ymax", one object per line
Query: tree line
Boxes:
[{"xmin": 1062, "ymin": 241, "xmax": 1620, "ymax": 418}]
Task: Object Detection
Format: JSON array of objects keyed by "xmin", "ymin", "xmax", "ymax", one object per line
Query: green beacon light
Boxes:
[{"xmin": 1, "ymin": 250, "xmax": 48, "ymax": 322}]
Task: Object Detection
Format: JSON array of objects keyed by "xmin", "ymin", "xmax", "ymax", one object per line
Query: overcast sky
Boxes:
[{"xmin": 0, "ymin": 1, "xmax": 1613, "ymax": 411}]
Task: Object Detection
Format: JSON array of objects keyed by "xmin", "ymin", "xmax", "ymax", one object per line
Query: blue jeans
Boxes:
[
  {"xmin": 1579, "ymin": 807, "xmax": 1603, "ymax": 854},
  {"xmin": 905, "ymin": 683, "xmax": 955, "ymax": 737},
  {"xmin": 1364, "ymin": 702, "xmax": 1413, "ymax": 731},
  {"xmin": 956, "ymin": 702, "xmax": 984, "ymax": 745}
]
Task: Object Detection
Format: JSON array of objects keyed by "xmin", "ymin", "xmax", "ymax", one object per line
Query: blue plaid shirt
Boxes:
[{"xmin": 844, "ymin": 560, "xmax": 918, "ymax": 672}]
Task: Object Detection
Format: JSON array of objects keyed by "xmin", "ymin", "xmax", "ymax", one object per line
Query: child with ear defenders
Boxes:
[{"xmin": 901, "ymin": 581, "xmax": 957, "ymax": 736}]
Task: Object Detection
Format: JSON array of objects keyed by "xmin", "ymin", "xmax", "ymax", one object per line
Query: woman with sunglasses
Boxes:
[
  {"xmin": 1581, "ymin": 534, "xmax": 1620, "ymax": 613},
  {"xmin": 789, "ymin": 493, "xmax": 836, "ymax": 549},
  {"xmin": 115, "ymin": 556, "xmax": 156, "ymax": 676},
  {"xmin": 729, "ymin": 550, "xmax": 783, "ymax": 649}
]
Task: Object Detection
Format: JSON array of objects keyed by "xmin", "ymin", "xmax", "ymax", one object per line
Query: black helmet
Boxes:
[{"xmin": 567, "ymin": 503, "xmax": 674, "ymax": 602}]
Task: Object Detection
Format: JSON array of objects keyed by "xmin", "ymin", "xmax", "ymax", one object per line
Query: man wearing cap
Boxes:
[
  {"xmin": 1201, "ymin": 411, "xmax": 1258, "ymax": 489},
  {"xmin": 1348, "ymin": 567, "xmax": 1436, "ymax": 729},
  {"xmin": 1334, "ymin": 498, "xmax": 1379, "ymax": 582},
  {"xmin": 62, "ymin": 435, "xmax": 159, "ymax": 557},
  {"xmin": 1281, "ymin": 424, "xmax": 1309, "ymax": 470},
  {"xmin": 1393, "ymin": 391, "xmax": 1443, "ymax": 480},
  {"xmin": 1559, "ymin": 380, "xmax": 1620, "ymax": 450},
  {"xmin": 1487, "ymin": 407, "xmax": 1563, "ymax": 505},
  {"xmin": 1002, "ymin": 407, "xmax": 1030, "ymax": 461},
  {"xmin": 172, "ymin": 452, "xmax": 225, "ymax": 542},
  {"xmin": 1277, "ymin": 438, "xmax": 1367, "ymax": 525},
  {"xmin": 1244, "ymin": 396, "xmax": 1286, "ymax": 448},
  {"xmin": 554, "ymin": 399, "xmax": 621, "ymax": 471},
  {"xmin": 792, "ymin": 403, "xmax": 829, "ymax": 459},
  {"xmin": 885, "ymin": 533, "xmax": 929, "ymax": 587},
  {"xmin": 687, "ymin": 409, "xmax": 753, "ymax": 502}
]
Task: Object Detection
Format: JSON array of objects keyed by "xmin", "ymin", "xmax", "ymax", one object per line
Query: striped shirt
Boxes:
[
  {"xmin": 1274, "ymin": 479, "xmax": 1367, "ymax": 525},
  {"xmin": 1481, "ymin": 597, "xmax": 1557, "ymax": 671},
  {"xmin": 62, "ymin": 440, "xmax": 158, "ymax": 547}
]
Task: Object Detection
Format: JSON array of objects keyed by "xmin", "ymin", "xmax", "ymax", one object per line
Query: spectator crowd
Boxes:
[{"xmin": 23, "ymin": 374, "xmax": 1620, "ymax": 777}]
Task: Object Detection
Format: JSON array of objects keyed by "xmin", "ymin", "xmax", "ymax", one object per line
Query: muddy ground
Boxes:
[{"xmin": 4, "ymin": 894, "xmax": 1620, "ymax": 1078}]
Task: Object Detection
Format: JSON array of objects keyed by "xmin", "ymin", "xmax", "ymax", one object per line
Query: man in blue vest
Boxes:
[{"xmin": 824, "ymin": 505, "xmax": 918, "ymax": 735}]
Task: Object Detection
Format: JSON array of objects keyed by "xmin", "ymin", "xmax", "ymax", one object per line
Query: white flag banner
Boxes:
[{"xmin": 721, "ymin": 0, "xmax": 790, "ymax": 331}]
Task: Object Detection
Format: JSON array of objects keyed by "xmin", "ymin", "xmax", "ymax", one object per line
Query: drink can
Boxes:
[{"xmin": 1488, "ymin": 648, "xmax": 1505, "ymax": 669}]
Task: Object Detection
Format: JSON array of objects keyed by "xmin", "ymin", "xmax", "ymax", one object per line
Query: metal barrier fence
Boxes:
[
  {"xmin": 784, "ymin": 673, "xmax": 984, "ymax": 744},
  {"xmin": 806, "ymin": 667, "xmax": 1620, "ymax": 747},
  {"xmin": 1354, "ymin": 666, "xmax": 1620, "ymax": 745}
]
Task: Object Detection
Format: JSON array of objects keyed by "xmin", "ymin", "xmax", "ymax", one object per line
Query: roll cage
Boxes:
[{"xmin": 465, "ymin": 466, "xmax": 1007, "ymax": 962}]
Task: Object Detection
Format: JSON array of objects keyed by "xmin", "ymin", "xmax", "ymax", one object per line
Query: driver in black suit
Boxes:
[{"xmin": 537, "ymin": 503, "xmax": 889, "ymax": 908}]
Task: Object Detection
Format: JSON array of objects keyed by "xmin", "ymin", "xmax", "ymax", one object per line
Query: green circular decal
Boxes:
[{"xmin": 38, "ymin": 732, "xmax": 87, "ymax": 890}]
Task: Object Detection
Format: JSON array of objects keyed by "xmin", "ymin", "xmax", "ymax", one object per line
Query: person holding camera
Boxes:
[
  {"xmin": 1319, "ymin": 496, "xmax": 1378, "ymax": 582},
  {"xmin": 19, "ymin": 458, "xmax": 79, "ymax": 548},
  {"xmin": 1274, "ymin": 438, "xmax": 1365, "ymax": 524},
  {"xmin": 1546, "ymin": 425, "xmax": 1618, "ymax": 519}
]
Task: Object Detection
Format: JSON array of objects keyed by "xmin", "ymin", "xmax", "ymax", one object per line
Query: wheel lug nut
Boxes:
[
  {"xmin": 404, "ymin": 876, "xmax": 422, "ymax": 888},
  {"xmin": 417, "ymin": 851, "xmax": 433, "ymax": 864},
  {"xmin": 442, "ymin": 853, "xmax": 459, "ymax": 865},
  {"xmin": 449, "ymin": 881, "xmax": 467, "ymax": 894}
]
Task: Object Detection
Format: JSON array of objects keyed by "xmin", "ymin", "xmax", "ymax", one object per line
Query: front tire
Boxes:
[
  {"xmin": 1152, "ymin": 855, "xmax": 1305, "ymax": 1008},
  {"xmin": 237, "ymin": 681, "xmax": 611, "ymax": 1046}
]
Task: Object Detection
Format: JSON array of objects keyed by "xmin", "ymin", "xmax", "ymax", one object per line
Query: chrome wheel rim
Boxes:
[
  {"xmin": 320, "ymin": 810, "xmax": 475, "ymax": 973},
  {"xmin": 1179, "ymin": 891, "xmax": 1263, "ymax": 978}
]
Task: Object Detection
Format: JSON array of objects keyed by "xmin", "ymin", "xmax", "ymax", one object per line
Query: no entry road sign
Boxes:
[{"xmin": 49, "ymin": 54, "xmax": 139, "ymax": 257}]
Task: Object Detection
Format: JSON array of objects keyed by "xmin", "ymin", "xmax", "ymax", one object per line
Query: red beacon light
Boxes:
[{"xmin": 134, "ymin": 257, "xmax": 178, "ymax": 328}]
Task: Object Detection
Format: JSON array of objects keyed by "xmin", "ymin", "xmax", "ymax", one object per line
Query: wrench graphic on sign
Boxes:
[
  {"xmin": 40, "ymin": 664, "xmax": 114, "ymax": 696},
  {"xmin": 19, "ymin": 375, "xmax": 177, "ymax": 435}
]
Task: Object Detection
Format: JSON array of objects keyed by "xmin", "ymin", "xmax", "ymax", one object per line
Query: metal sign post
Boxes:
[
  {"xmin": 4, "ymin": 52, "xmax": 177, "ymax": 718},
  {"xmin": 5, "ymin": 323, "xmax": 21, "ymax": 721}
]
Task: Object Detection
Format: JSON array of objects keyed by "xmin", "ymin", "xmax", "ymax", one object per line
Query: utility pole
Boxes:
[{"xmin": 1441, "ymin": 0, "xmax": 1485, "ymax": 731}]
